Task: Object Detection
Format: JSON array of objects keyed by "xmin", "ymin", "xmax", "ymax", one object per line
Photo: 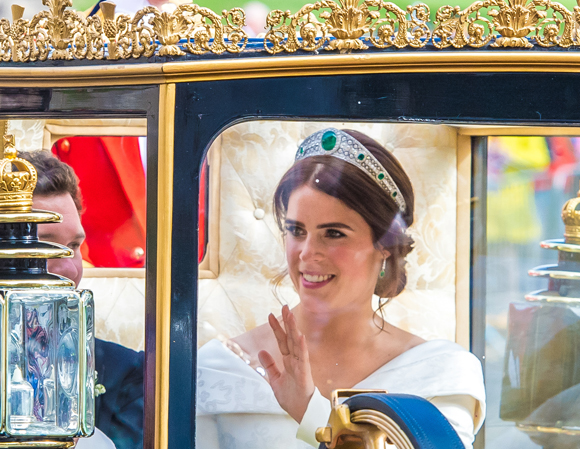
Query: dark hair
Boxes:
[
  {"xmin": 273, "ymin": 129, "xmax": 414, "ymax": 299},
  {"xmin": 18, "ymin": 151, "xmax": 83, "ymax": 213}
]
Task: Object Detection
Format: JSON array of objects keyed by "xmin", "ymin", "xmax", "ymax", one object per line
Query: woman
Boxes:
[{"xmin": 197, "ymin": 128, "xmax": 485, "ymax": 448}]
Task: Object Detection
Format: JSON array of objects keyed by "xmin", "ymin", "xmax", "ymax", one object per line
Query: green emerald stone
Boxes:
[
  {"xmin": 392, "ymin": 191, "xmax": 398, "ymax": 197},
  {"xmin": 321, "ymin": 131, "xmax": 337, "ymax": 151},
  {"xmin": 299, "ymin": 146, "xmax": 304, "ymax": 154},
  {"xmin": 377, "ymin": 172, "xmax": 385, "ymax": 180},
  {"xmin": 357, "ymin": 153, "xmax": 365, "ymax": 161}
]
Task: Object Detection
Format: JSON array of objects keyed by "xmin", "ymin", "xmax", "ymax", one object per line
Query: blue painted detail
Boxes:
[{"xmin": 339, "ymin": 393, "xmax": 464, "ymax": 449}]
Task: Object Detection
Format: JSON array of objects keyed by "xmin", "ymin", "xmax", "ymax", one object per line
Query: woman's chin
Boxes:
[{"xmin": 297, "ymin": 285, "xmax": 337, "ymax": 310}]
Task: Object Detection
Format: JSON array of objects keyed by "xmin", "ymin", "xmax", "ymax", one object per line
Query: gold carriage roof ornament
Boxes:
[
  {"xmin": 561, "ymin": 183, "xmax": 580, "ymax": 244},
  {"xmin": 0, "ymin": 124, "xmax": 62, "ymax": 226},
  {"xmin": 0, "ymin": 0, "xmax": 579, "ymax": 63},
  {"xmin": 0, "ymin": 127, "xmax": 37, "ymax": 213}
]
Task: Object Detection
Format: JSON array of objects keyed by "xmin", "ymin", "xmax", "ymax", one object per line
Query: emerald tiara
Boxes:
[{"xmin": 295, "ymin": 128, "xmax": 407, "ymax": 213}]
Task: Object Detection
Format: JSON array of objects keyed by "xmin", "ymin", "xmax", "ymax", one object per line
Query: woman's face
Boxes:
[{"xmin": 285, "ymin": 185, "xmax": 385, "ymax": 313}]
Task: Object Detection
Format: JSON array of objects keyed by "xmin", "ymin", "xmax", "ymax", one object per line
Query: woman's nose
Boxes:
[{"xmin": 299, "ymin": 235, "xmax": 323, "ymax": 261}]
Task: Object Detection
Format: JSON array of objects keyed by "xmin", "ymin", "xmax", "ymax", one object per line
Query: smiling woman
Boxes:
[
  {"xmin": 196, "ymin": 124, "xmax": 486, "ymax": 449},
  {"xmin": 274, "ymin": 129, "xmax": 414, "ymax": 302}
]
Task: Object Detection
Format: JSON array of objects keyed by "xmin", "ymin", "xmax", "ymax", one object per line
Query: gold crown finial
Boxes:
[
  {"xmin": 561, "ymin": 182, "xmax": 580, "ymax": 243},
  {"xmin": 11, "ymin": 5, "xmax": 25, "ymax": 22},
  {"xmin": 3, "ymin": 134, "xmax": 16, "ymax": 160},
  {"xmin": 0, "ymin": 128, "xmax": 37, "ymax": 213}
]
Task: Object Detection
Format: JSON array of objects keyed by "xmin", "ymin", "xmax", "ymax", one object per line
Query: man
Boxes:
[{"xmin": 20, "ymin": 151, "xmax": 145, "ymax": 449}]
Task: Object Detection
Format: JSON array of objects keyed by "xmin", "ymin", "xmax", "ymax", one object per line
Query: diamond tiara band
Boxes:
[{"xmin": 295, "ymin": 128, "xmax": 407, "ymax": 213}]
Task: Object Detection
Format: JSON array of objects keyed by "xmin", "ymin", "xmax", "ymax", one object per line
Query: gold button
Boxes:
[
  {"xmin": 131, "ymin": 247, "xmax": 145, "ymax": 261},
  {"xmin": 60, "ymin": 139, "xmax": 71, "ymax": 153}
]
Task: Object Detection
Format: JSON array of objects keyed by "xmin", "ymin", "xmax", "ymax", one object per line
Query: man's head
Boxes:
[{"xmin": 19, "ymin": 151, "xmax": 86, "ymax": 286}]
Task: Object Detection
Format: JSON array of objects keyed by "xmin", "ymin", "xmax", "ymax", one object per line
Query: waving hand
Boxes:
[{"xmin": 258, "ymin": 305, "xmax": 315, "ymax": 423}]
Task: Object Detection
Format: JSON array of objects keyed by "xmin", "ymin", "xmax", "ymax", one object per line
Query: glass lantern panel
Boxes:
[
  {"xmin": 6, "ymin": 289, "xmax": 82, "ymax": 437},
  {"xmin": 81, "ymin": 290, "xmax": 95, "ymax": 436}
]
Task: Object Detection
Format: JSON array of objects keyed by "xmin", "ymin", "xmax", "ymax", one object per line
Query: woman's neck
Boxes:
[{"xmin": 293, "ymin": 302, "xmax": 382, "ymax": 351}]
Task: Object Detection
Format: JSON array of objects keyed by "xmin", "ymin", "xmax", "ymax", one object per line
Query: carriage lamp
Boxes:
[
  {"xmin": 0, "ymin": 134, "xmax": 94, "ymax": 448},
  {"xmin": 500, "ymin": 185, "xmax": 580, "ymax": 440}
]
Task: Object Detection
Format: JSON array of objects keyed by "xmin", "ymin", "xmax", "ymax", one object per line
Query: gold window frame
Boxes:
[{"xmin": 44, "ymin": 118, "xmax": 148, "ymax": 279}]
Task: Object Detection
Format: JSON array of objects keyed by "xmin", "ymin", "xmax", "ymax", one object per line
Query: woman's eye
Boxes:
[
  {"xmin": 284, "ymin": 225, "xmax": 305, "ymax": 237},
  {"xmin": 326, "ymin": 229, "xmax": 346, "ymax": 239}
]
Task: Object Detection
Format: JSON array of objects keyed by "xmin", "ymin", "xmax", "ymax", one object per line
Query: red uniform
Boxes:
[{"xmin": 53, "ymin": 136, "xmax": 146, "ymax": 268}]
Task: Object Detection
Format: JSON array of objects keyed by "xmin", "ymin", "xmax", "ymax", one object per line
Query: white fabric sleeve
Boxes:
[
  {"xmin": 76, "ymin": 427, "xmax": 116, "ymax": 448},
  {"xmin": 430, "ymin": 394, "xmax": 478, "ymax": 449},
  {"xmin": 196, "ymin": 414, "xmax": 220, "ymax": 449},
  {"xmin": 296, "ymin": 388, "xmax": 332, "ymax": 448}
]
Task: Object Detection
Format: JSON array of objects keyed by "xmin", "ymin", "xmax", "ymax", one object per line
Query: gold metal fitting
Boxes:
[
  {"xmin": 0, "ymin": 132, "xmax": 37, "ymax": 213},
  {"xmin": 0, "ymin": 441, "xmax": 74, "ymax": 448},
  {"xmin": 315, "ymin": 389, "xmax": 389, "ymax": 449},
  {"xmin": 561, "ymin": 183, "xmax": 580, "ymax": 244}
]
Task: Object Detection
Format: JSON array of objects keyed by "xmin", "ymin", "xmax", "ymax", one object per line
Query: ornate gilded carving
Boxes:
[
  {"xmin": 26, "ymin": 0, "xmax": 99, "ymax": 60},
  {"xmin": 264, "ymin": 0, "xmax": 430, "ymax": 53},
  {"xmin": 433, "ymin": 0, "xmax": 580, "ymax": 49},
  {"xmin": 132, "ymin": 6, "xmax": 186, "ymax": 57},
  {"xmin": 2, "ymin": 0, "xmax": 580, "ymax": 59},
  {"xmin": 0, "ymin": 0, "xmax": 246, "ymax": 62},
  {"xmin": 101, "ymin": 1, "xmax": 132, "ymax": 59},
  {"xmin": 179, "ymin": 5, "xmax": 248, "ymax": 55},
  {"xmin": 0, "ymin": 6, "xmax": 27, "ymax": 62},
  {"xmin": 130, "ymin": 4, "xmax": 248, "ymax": 57}
]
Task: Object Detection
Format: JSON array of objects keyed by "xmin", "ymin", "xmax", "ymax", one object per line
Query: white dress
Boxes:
[{"xmin": 196, "ymin": 339, "xmax": 486, "ymax": 449}]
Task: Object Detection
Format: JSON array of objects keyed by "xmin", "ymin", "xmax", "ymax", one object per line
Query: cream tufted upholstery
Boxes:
[{"xmin": 198, "ymin": 121, "xmax": 459, "ymax": 347}]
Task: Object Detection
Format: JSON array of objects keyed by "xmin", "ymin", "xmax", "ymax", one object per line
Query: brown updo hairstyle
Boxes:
[{"xmin": 273, "ymin": 129, "xmax": 415, "ymax": 299}]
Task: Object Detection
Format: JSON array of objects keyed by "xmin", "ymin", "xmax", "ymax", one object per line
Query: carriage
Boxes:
[{"xmin": 0, "ymin": 0, "xmax": 577, "ymax": 448}]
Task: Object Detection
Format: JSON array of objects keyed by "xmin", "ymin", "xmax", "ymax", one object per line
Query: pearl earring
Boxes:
[{"xmin": 379, "ymin": 258, "xmax": 386, "ymax": 278}]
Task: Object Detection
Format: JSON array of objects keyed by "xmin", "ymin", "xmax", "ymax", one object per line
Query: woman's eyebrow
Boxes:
[
  {"xmin": 317, "ymin": 222, "xmax": 354, "ymax": 231},
  {"xmin": 284, "ymin": 219, "xmax": 304, "ymax": 227}
]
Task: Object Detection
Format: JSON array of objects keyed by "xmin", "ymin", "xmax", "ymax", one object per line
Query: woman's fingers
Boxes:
[
  {"xmin": 282, "ymin": 305, "xmax": 295, "ymax": 356},
  {"xmin": 294, "ymin": 330, "xmax": 309, "ymax": 366},
  {"xmin": 268, "ymin": 313, "xmax": 290, "ymax": 356},
  {"xmin": 285, "ymin": 307, "xmax": 307, "ymax": 362},
  {"xmin": 258, "ymin": 350, "xmax": 282, "ymax": 382}
]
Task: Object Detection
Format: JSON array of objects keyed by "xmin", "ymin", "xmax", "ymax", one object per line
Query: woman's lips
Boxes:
[{"xmin": 300, "ymin": 273, "xmax": 335, "ymax": 289}]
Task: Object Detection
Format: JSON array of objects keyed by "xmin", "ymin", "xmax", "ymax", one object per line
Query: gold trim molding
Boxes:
[
  {"xmin": 155, "ymin": 82, "xmax": 175, "ymax": 449},
  {"xmin": 3, "ymin": 51, "xmax": 580, "ymax": 87},
  {"xmin": 1, "ymin": 0, "xmax": 580, "ymax": 62}
]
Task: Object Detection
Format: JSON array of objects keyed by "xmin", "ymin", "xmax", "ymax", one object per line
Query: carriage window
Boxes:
[
  {"xmin": 485, "ymin": 136, "xmax": 580, "ymax": 449},
  {"xmin": 51, "ymin": 136, "xmax": 147, "ymax": 271},
  {"xmin": 196, "ymin": 121, "xmax": 472, "ymax": 447},
  {"xmin": 8, "ymin": 118, "xmax": 146, "ymax": 449}
]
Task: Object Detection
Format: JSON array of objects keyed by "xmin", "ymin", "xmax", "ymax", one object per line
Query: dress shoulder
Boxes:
[{"xmin": 357, "ymin": 339, "xmax": 486, "ymax": 433}]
